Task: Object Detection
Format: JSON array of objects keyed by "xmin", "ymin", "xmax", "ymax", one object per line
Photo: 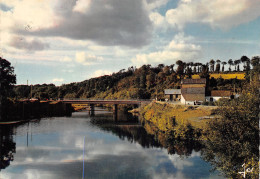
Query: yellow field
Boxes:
[
  {"xmin": 210, "ymin": 73, "xmax": 245, "ymax": 79},
  {"xmin": 191, "ymin": 75, "xmax": 200, "ymax": 79},
  {"xmin": 191, "ymin": 73, "xmax": 245, "ymax": 80}
]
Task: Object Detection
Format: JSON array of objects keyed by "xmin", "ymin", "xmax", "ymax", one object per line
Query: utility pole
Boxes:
[{"xmin": 31, "ymin": 85, "xmax": 33, "ymax": 99}]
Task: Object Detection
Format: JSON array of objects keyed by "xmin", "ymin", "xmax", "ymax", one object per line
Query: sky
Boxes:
[{"xmin": 1, "ymin": 0, "xmax": 260, "ymax": 85}]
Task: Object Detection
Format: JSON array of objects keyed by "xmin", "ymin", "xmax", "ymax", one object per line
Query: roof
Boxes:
[
  {"xmin": 211, "ymin": 90, "xmax": 232, "ymax": 97},
  {"xmin": 164, "ymin": 89, "xmax": 181, "ymax": 95},
  {"xmin": 182, "ymin": 84, "xmax": 206, "ymax": 88},
  {"xmin": 182, "ymin": 78, "xmax": 206, "ymax": 84},
  {"xmin": 181, "ymin": 87, "xmax": 205, "ymax": 94},
  {"xmin": 182, "ymin": 94, "xmax": 205, "ymax": 101}
]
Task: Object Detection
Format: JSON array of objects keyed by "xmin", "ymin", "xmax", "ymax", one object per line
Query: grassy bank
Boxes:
[{"xmin": 139, "ymin": 102, "xmax": 217, "ymax": 140}]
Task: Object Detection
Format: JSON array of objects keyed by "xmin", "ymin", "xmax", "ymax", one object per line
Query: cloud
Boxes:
[
  {"xmin": 131, "ymin": 33, "xmax": 201, "ymax": 67},
  {"xmin": 72, "ymin": 0, "xmax": 91, "ymax": 13},
  {"xmin": 60, "ymin": 56, "xmax": 72, "ymax": 62},
  {"xmin": 52, "ymin": 78, "xmax": 64, "ymax": 82},
  {"xmin": 9, "ymin": 36, "xmax": 50, "ymax": 51},
  {"xmin": 146, "ymin": 0, "xmax": 169, "ymax": 10},
  {"xmin": 90, "ymin": 70, "xmax": 113, "ymax": 78},
  {"xmin": 165, "ymin": 0, "xmax": 260, "ymax": 30},
  {"xmin": 1, "ymin": 0, "xmax": 58, "ymax": 31},
  {"xmin": 10, "ymin": 0, "xmax": 152, "ymax": 48},
  {"xmin": 149, "ymin": 12, "xmax": 167, "ymax": 28},
  {"xmin": 75, "ymin": 51, "xmax": 103, "ymax": 65}
]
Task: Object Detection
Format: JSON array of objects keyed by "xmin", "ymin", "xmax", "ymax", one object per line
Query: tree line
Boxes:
[{"xmin": 1, "ymin": 55, "xmax": 259, "ymax": 101}]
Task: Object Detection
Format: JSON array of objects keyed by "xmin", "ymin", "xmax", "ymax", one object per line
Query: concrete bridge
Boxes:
[{"xmin": 61, "ymin": 98, "xmax": 152, "ymax": 116}]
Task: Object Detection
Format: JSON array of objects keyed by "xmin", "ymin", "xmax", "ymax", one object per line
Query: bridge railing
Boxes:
[{"xmin": 60, "ymin": 98, "xmax": 153, "ymax": 102}]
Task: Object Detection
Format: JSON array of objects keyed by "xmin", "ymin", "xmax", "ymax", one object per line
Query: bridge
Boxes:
[{"xmin": 61, "ymin": 99, "xmax": 152, "ymax": 116}]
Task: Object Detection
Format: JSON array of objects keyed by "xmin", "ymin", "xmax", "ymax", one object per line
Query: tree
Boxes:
[
  {"xmin": 251, "ymin": 56, "xmax": 260, "ymax": 71},
  {"xmin": 209, "ymin": 59, "xmax": 215, "ymax": 72},
  {"xmin": 215, "ymin": 60, "xmax": 221, "ymax": 73},
  {"xmin": 169, "ymin": 64, "xmax": 175, "ymax": 73},
  {"xmin": 176, "ymin": 60, "xmax": 184, "ymax": 77},
  {"xmin": 200, "ymin": 64, "xmax": 209, "ymax": 78},
  {"xmin": 221, "ymin": 61, "xmax": 227, "ymax": 72},
  {"xmin": 146, "ymin": 71, "xmax": 156, "ymax": 88},
  {"xmin": 186, "ymin": 67, "xmax": 193, "ymax": 78},
  {"xmin": 0, "ymin": 58, "xmax": 16, "ymax": 120},
  {"xmin": 234, "ymin": 60, "xmax": 239, "ymax": 71},
  {"xmin": 197, "ymin": 63, "xmax": 202, "ymax": 73},
  {"xmin": 157, "ymin": 64, "xmax": 165, "ymax": 71},
  {"xmin": 163, "ymin": 66, "xmax": 171, "ymax": 75},
  {"xmin": 203, "ymin": 78, "xmax": 259, "ymax": 178},
  {"xmin": 228, "ymin": 59, "xmax": 233, "ymax": 72},
  {"xmin": 240, "ymin": 56, "xmax": 250, "ymax": 71},
  {"xmin": 236, "ymin": 59, "xmax": 241, "ymax": 71}
]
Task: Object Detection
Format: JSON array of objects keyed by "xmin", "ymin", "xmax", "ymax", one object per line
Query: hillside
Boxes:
[{"xmin": 13, "ymin": 63, "xmax": 250, "ymax": 101}]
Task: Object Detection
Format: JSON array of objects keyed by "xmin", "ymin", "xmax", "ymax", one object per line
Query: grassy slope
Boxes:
[{"xmin": 140, "ymin": 102, "xmax": 216, "ymax": 132}]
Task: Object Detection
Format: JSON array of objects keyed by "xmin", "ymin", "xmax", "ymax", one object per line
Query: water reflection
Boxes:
[
  {"xmin": 0, "ymin": 111, "xmax": 224, "ymax": 179},
  {"xmin": 0, "ymin": 126, "xmax": 15, "ymax": 171}
]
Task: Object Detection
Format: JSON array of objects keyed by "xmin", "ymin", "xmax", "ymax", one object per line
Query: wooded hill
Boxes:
[{"xmin": 13, "ymin": 56, "xmax": 259, "ymax": 100}]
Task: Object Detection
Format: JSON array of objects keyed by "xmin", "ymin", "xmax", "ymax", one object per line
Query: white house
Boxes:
[
  {"xmin": 205, "ymin": 90, "xmax": 232, "ymax": 102},
  {"xmin": 180, "ymin": 78, "xmax": 206, "ymax": 105}
]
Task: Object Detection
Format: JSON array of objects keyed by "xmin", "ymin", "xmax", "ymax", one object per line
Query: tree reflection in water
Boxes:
[
  {"xmin": 0, "ymin": 126, "xmax": 16, "ymax": 171},
  {"xmin": 91, "ymin": 108, "xmax": 258, "ymax": 179},
  {"xmin": 90, "ymin": 111, "xmax": 204, "ymax": 157}
]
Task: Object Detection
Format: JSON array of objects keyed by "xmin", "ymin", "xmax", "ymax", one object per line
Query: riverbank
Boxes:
[
  {"xmin": 138, "ymin": 102, "xmax": 218, "ymax": 140},
  {"xmin": 0, "ymin": 100, "xmax": 74, "ymax": 122}
]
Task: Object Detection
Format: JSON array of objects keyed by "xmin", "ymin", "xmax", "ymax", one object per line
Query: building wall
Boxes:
[
  {"xmin": 205, "ymin": 96, "xmax": 230, "ymax": 102},
  {"xmin": 181, "ymin": 95, "xmax": 194, "ymax": 104},
  {"xmin": 165, "ymin": 94, "xmax": 181, "ymax": 101},
  {"xmin": 186, "ymin": 101, "xmax": 195, "ymax": 105},
  {"xmin": 181, "ymin": 95, "xmax": 185, "ymax": 104}
]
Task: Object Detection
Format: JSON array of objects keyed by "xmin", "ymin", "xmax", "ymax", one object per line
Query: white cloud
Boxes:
[
  {"xmin": 165, "ymin": 0, "xmax": 260, "ymax": 30},
  {"xmin": 60, "ymin": 56, "xmax": 72, "ymax": 62},
  {"xmin": 72, "ymin": 0, "xmax": 91, "ymax": 13},
  {"xmin": 90, "ymin": 70, "xmax": 113, "ymax": 78},
  {"xmin": 1, "ymin": 0, "xmax": 58, "ymax": 31},
  {"xmin": 52, "ymin": 78, "xmax": 64, "ymax": 82},
  {"xmin": 75, "ymin": 51, "xmax": 103, "ymax": 65},
  {"xmin": 131, "ymin": 33, "xmax": 201, "ymax": 67},
  {"xmin": 149, "ymin": 12, "xmax": 167, "ymax": 28},
  {"xmin": 146, "ymin": 0, "xmax": 169, "ymax": 10}
]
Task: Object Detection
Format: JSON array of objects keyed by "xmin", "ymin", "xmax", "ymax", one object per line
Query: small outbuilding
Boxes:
[
  {"xmin": 205, "ymin": 90, "xmax": 232, "ymax": 102},
  {"xmin": 164, "ymin": 89, "xmax": 181, "ymax": 101}
]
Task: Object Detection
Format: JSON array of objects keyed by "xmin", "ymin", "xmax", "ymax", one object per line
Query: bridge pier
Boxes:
[
  {"xmin": 113, "ymin": 104, "xmax": 118, "ymax": 121},
  {"xmin": 89, "ymin": 104, "xmax": 95, "ymax": 116}
]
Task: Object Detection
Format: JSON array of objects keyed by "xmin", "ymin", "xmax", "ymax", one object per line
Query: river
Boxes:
[{"xmin": 0, "ymin": 109, "xmax": 225, "ymax": 179}]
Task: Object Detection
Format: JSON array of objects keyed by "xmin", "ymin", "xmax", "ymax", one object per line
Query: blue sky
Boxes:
[{"xmin": 1, "ymin": 0, "xmax": 260, "ymax": 85}]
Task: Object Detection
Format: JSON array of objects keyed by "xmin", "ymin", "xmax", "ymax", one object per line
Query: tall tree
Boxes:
[
  {"xmin": 236, "ymin": 59, "xmax": 241, "ymax": 71},
  {"xmin": 240, "ymin": 56, "xmax": 250, "ymax": 71},
  {"xmin": 176, "ymin": 60, "xmax": 184, "ymax": 77},
  {"xmin": 209, "ymin": 59, "xmax": 215, "ymax": 72},
  {"xmin": 251, "ymin": 56, "xmax": 260, "ymax": 71},
  {"xmin": 215, "ymin": 59, "xmax": 221, "ymax": 73},
  {"xmin": 221, "ymin": 61, "xmax": 227, "ymax": 72},
  {"xmin": 228, "ymin": 59, "xmax": 233, "ymax": 72},
  {"xmin": 0, "ymin": 58, "xmax": 16, "ymax": 120},
  {"xmin": 234, "ymin": 60, "xmax": 239, "ymax": 71},
  {"xmin": 169, "ymin": 64, "xmax": 175, "ymax": 73}
]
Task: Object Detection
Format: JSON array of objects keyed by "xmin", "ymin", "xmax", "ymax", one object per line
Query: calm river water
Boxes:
[{"xmin": 0, "ymin": 109, "xmax": 225, "ymax": 179}]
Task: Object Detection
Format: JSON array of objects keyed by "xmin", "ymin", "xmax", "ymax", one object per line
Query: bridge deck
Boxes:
[{"xmin": 61, "ymin": 99, "xmax": 151, "ymax": 105}]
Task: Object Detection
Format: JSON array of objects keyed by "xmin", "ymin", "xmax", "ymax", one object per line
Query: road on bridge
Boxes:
[{"xmin": 61, "ymin": 99, "xmax": 152, "ymax": 105}]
